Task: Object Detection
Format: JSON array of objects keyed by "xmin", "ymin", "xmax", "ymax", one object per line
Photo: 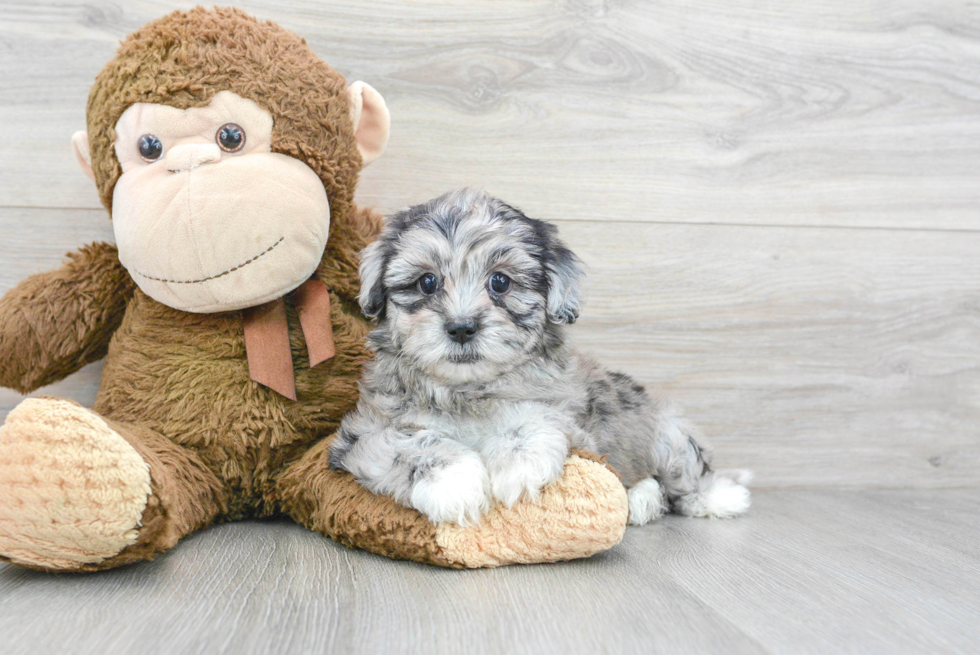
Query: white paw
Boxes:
[
  {"xmin": 410, "ymin": 454, "xmax": 490, "ymax": 526},
  {"xmin": 627, "ymin": 478, "xmax": 666, "ymax": 525},
  {"xmin": 489, "ymin": 450, "xmax": 566, "ymax": 507}
]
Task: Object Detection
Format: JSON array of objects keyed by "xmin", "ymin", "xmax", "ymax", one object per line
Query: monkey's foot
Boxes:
[{"xmin": 0, "ymin": 398, "xmax": 151, "ymax": 570}]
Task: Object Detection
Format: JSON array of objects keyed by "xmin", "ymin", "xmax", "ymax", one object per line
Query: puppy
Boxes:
[{"xmin": 330, "ymin": 189, "xmax": 751, "ymax": 525}]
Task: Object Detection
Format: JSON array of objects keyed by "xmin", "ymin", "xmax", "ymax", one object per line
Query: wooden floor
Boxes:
[
  {"xmin": 1, "ymin": 489, "xmax": 978, "ymax": 655},
  {"xmin": 0, "ymin": 1, "xmax": 978, "ymax": 653}
]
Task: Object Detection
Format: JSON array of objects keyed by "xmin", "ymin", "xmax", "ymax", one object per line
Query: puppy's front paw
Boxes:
[
  {"xmin": 488, "ymin": 448, "xmax": 566, "ymax": 507},
  {"xmin": 410, "ymin": 454, "xmax": 490, "ymax": 526}
]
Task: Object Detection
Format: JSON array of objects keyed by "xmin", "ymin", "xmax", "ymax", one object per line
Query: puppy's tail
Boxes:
[
  {"xmin": 654, "ymin": 418, "xmax": 752, "ymax": 519},
  {"xmin": 673, "ymin": 469, "xmax": 752, "ymax": 519},
  {"xmin": 716, "ymin": 468, "xmax": 754, "ymax": 486}
]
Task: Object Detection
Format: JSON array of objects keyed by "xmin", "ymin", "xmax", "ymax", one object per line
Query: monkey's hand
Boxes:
[{"xmin": 0, "ymin": 242, "xmax": 135, "ymax": 393}]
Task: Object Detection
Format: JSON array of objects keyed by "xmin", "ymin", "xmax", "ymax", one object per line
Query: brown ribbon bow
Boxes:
[{"xmin": 242, "ymin": 278, "xmax": 336, "ymax": 400}]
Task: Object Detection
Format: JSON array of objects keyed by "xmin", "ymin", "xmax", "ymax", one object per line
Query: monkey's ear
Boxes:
[
  {"xmin": 543, "ymin": 230, "xmax": 585, "ymax": 325},
  {"xmin": 357, "ymin": 238, "xmax": 388, "ymax": 319},
  {"xmin": 347, "ymin": 81, "xmax": 390, "ymax": 167},
  {"xmin": 71, "ymin": 131, "xmax": 95, "ymax": 182}
]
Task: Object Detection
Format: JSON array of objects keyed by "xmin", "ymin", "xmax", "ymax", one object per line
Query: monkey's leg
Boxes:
[
  {"xmin": 277, "ymin": 436, "xmax": 629, "ymax": 568},
  {"xmin": 0, "ymin": 397, "xmax": 226, "ymax": 571}
]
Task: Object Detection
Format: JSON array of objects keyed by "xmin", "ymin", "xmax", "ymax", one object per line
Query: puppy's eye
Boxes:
[
  {"xmin": 417, "ymin": 273, "xmax": 439, "ymax": 295},
  {"xmin": 488, "ymin": 272, "xmax": 512, "ymax": 294},
  {"xmin": 138, "ymin": 134, "xmax": 163, "ymax": 162},
  {"xmin": 216, "ymin": 123, "xmax": 246, "ymax": 152}
]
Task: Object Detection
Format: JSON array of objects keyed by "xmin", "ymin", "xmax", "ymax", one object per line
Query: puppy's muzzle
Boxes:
[{"xmin": 446, "ymin": 318, "xmax": 479, "ymax": 345}]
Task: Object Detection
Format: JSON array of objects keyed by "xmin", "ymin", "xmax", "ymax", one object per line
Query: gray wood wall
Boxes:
[{"xmin": 1, "ymin": 0, "xmax": 977, "ymax": 489}]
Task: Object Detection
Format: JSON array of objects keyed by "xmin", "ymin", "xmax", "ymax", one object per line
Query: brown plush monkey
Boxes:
[{"xmin": 0, "ymin": 8, "xmax": 627, "ymax": 571}]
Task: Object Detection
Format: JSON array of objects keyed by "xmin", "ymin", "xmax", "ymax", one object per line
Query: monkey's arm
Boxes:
[{"xmin": 0, "ymin": 242, "xmax": 135, "ymax": 394}]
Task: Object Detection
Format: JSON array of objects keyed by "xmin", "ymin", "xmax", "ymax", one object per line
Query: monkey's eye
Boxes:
[
  {"xmin": 216, "ymin": 123, "xmax": 246, "ymax": 152},
  {"xmin": 489, "ymin": 272, "xmax": 512, "ymax": 294},
  {"xmin": 417, "ymin": 273, "xmax": 439, "ymax": 295},
  {"xmin": 138, "ymin": 134, "xmax": 163, "ymax": 162}
]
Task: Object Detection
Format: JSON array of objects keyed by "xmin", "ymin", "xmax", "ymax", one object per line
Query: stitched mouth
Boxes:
[{"xmin": 132, "ymin": 236, "xmax": 285, "ymax": 285}]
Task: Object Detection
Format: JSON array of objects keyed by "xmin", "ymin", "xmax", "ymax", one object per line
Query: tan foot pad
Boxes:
[
  {"xmin": 435, "ymin": 453, "xmax": 629, "ymax": 568},
  {"xmin": 0, "ymin": 398, "xmax": 151, "ymax": 570}
]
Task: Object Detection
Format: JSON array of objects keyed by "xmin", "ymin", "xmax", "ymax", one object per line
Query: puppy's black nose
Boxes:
[{"xmin": 446, "ymin": 319, "xmax": 479, "ymax": 344}]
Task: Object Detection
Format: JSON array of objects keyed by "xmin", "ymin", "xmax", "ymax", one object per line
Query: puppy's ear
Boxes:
[
  {"xmin": 358, "ymin": 239, "xmax": 388, "ymax": 319},
  {"xmin": 542, "ymin": 226, "xmax": 585, "ymax": 324}
]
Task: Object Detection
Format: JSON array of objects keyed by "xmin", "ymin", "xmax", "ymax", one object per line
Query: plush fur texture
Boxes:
[
  {"xmin": 0, "ymin": 8, "xmax": 628, "ymax": 571},
  {"xmin": 331, "ymin": 190, "xmax": 751, "ymax": 525},
  {"xmin": 0, "ymin": 243, "xmax": 135, "ymax": 394}
]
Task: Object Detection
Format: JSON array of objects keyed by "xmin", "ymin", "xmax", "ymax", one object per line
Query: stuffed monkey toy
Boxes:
[{"xmin": 0, "ymin": 7, "xmax": 627, "ymax": 571}]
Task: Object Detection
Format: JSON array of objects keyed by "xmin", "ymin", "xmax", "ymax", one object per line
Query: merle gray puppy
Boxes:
[{"xmin": 330, "ymin": 189, "xmax": 751, "ymax": 525}]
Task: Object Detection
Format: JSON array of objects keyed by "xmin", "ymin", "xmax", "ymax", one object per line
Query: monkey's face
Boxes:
[{"xmin": 109, "ymin": 91, "xmax": 331, "ymax": 313}]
